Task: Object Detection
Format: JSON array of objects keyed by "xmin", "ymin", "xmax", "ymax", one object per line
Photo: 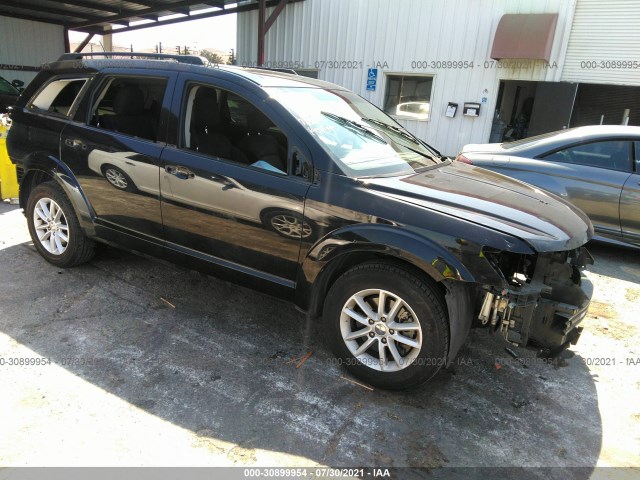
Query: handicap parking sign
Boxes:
[{"xmin": 366, "ymin": 68, "xmax": 378, "ymax": 91}]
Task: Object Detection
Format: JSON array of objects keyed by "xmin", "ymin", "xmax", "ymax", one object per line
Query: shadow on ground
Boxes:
[
  {"xmin": 0, "ymin": 236, "xmax": 602, "ymax": 475},
  {"xmin": 587, "ymin": 241, "xmax": 640, "ymax": 284}
]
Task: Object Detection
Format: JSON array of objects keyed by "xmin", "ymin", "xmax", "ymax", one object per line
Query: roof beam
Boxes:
[
  {"xmin": 264, "ymin": 0, "xmax": 289, "ymax": 32},
  {"xmin": 120, "ymin": 0, "xmax": 200, "ymax": 16},
  {"xmin": 70, "ymin": 0, "xmax": 210, "ymax": 29},
  {"xmin": 120, "ymin": 0, "xmax": 156, "ymax": 7},
  {"xmin": 70, "ymin": 0, "xmax": 304, "ymax": 35},
  {"xmin": 0, "ymin": 0, "xmax": 100, "ymax": 22},
  {"xmin": 51, "ymin": 0, "xmax": 123, "ymax": 15},
  {"xmin": 73, "ymin": 32, "xmax": 95, "ymax": 53},
  {"xmin": 0, "ymin": 10, "xmax": 65, "ymax": 25}
]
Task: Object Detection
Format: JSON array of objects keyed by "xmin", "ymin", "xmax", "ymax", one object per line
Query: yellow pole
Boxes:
[{"xmin": 0, "ymin": 121, "xmax": 19, "ymax": 202}]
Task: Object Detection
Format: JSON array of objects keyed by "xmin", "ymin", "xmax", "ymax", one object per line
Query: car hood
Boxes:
[{"xmin": 363, "ymin": 162, "xmax": 593, "ymax": 252}]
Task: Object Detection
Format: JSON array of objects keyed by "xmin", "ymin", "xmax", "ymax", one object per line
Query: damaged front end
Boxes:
[{"xmin": 476, "ymin": 247, "xmax": 594, "ymax": 353}]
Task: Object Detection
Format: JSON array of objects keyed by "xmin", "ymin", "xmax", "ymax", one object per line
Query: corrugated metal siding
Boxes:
[
  {"xmin": 0, "ymin": 16, "xmax": 64, "ymax": 85},
  {"xmin": 237, "ymin": 0, "xmax": 575, "ymax": 155},
  {"xmin": 562, "ymin": 0, "xmax": 640, "ymax": 85}
]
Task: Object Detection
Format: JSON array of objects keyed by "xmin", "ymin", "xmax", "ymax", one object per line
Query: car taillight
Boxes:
[{"xmin": 455, "ymin": 154, "xmax": 473, "ymax": 165}]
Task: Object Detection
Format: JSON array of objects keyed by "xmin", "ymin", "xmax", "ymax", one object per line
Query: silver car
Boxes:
[{"xmin": 456, "ymin": 126, "xmax": 640, "ymax": 248}]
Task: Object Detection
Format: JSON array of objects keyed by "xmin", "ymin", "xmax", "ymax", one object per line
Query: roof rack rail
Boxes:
[
  {"xmin": 244, "ymin": 66, "xmax": 298, "ymax": 75},
  {"xmin": 57, "ymin": 52, "xmax": 207, "ymax": 66}
]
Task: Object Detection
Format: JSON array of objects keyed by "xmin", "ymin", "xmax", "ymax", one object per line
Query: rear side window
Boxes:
[
  {"xmin": 30, "ymin": 78, "xmax": 87, "ymax": 116},
  {"xmin": 90, "ymin": 76, "xmax": 168, "ymax": 142},
  {"xmin": 181, "ymin": 84, "xmax": 289, "ymax": 175},
  {"xmin": 543, "ymin": 140, "xmax": 632, "ymax": 172}
]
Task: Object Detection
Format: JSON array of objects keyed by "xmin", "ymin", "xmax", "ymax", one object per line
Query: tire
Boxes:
[
  {"xmin": 102, "ymin": 165, "xmax": 136, "ymax": 192},
  {"xmin": 263, "ymin": 210, "xmax": 314, "ymax": 240},
  {"xmin": 26, "ymin": 181, "xmax": 95, "ymax": 268},
  {"xmin": 323, "ymin": 262, "xmax": 449, "ymax": 390}
]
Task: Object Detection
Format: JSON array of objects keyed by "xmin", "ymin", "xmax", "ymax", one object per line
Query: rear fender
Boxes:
[{"xmin": 20, "ymin": 152, "xmax": 94, "ymax": 231}]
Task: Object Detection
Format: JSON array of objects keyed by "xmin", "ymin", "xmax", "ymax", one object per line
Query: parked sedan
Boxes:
[{"xmin": 456, "ymin": 126, "xmax": 640, "ymax": 248}]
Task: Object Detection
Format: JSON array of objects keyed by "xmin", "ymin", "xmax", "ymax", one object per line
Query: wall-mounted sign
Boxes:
[{"xmin": 366, "ymin": 68, "xmax": 378, "ymax": 91}]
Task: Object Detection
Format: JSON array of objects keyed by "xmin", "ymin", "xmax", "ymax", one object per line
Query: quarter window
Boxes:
[
  {"xmin": 90, "ymin": 76, "xmax": 168, "ymax": 142},
  {"xmin": 383, "ymin": 75, "xmax": 433, "ymax": 120},
  {"xmin": 182, "ymin": 85, "xmax": 289, "ymax": 175},
  {"xmin": 543, "ymin": 140, "xmax": 632, "ymax": 172},
  {"xmin": 30, "ymin": 78, "xmax": 87, "ymax": 116}
]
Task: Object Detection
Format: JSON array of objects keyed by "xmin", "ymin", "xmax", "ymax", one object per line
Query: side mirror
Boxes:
[{"xmin": 11, "ymin": 79, "xmax": 24, "ymax": 88}]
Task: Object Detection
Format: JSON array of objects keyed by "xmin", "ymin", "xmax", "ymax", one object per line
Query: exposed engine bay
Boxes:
[{"xmin": 476, "ymin": 247, "xmax": 594, "ymax": 353}]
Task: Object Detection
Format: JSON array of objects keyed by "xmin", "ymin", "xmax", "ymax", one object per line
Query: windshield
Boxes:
[
  {"xmin": 502, "ymin": 129, "xmax": 575, "ymax": 150},
  {"xmin": 267, "ymin": 87, "xmax": 442, "ymax": 176},
  {"xmin": 0, "ymin": 77, "xmax": 19, "ymax": 96}
]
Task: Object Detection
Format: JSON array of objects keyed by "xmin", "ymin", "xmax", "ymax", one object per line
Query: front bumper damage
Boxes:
[{"xmin": 477, "ymin": 247, "xmax": 593, "ymax": 352}]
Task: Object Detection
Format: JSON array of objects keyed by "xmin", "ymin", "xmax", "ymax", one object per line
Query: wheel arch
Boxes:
[
  {"xmin": 296, "ymin": 225, "xmax": 480, "ymax": 362},
  {"xmin": 18, "ymin": 153, "xmax": 94, "ymax": 230}
]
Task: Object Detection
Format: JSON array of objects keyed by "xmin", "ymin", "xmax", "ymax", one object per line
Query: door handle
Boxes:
[
  {"xmin": 64, "ymin": 138, "xmax": 84, "ymax": 149},
  {"xmin": 165, "ymin": 165, "xmax": 195, "ymax": 179}
]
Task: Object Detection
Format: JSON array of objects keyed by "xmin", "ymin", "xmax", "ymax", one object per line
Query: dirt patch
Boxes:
[
  {"xmin": 584, "ymin": 316, "xmax": 638, "ymax": 341},
  {"xmin": 584, "ymin": 301, "xmax": 638, "ymax": 341},
  {"xmin": 192, "ymin": 429, "xmax": 224, "ymax": 455},
  {"xmin": 588, "ymin": 300, "xmax": 618, "ymax": 321},
  {"xmin": 625, "ymin": 288, "xmax": 640, "ymax": 303},
  {"xmin": 227, "ymin": 444, "xmax": 257, "ymax": 464}
]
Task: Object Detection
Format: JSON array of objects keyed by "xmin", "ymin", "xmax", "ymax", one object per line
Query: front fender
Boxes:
[
  {"xmin": 297, "ymin": 223, "xmax": 515, "ymax": 312},
  {"xmin": 296, "ymin": 223, "xmax": 499, "ymax": 363}
]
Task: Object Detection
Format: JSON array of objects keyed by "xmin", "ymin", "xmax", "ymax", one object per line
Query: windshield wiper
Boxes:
[
  {"xmin": 361, "ymin": 117, "xmax": 448, "ymax": 161},
  {"xmin": 320, "ymin": 111, "xmax": 387, "ymax": 144},
  {"xmin": 360, "ymin": 117, "xmax": 421, "ymax": 144}
]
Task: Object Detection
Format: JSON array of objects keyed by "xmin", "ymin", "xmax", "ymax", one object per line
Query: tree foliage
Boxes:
[{"xmin": 200, "ymin": 50, "xmax": 229, "ymax": 65}]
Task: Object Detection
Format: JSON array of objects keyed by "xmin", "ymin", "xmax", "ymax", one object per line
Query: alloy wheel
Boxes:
[
  {"xmin": 33, "ymin": 197, "xmax": 69, "ymax": 255},
  {"xmin": 340, "ymin": 289, "xmax": 423, "ymax": 372}
]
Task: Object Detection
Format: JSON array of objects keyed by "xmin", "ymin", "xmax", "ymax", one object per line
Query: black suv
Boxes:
[{"xmin": 7, "ymin": 54, "xmax": 594, "ymax": 389}]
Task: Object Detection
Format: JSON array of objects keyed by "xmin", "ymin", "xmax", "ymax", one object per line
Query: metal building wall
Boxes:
[
  {"xmin": 0, "ymin": 16, "xmax": 65, "ymax": 85},
  {"xmin": 237, "ymin": 0, "xmax": 575, "ymax": 156},
  {"xmin": 562, "ymin": 0, "xmax": 640, "ymax": 86}
]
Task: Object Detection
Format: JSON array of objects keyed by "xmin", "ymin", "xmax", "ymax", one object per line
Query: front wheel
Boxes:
[
  {"xmin": 323, "ymin": 262, "xmax": 449, "ymax": 390},
  {"xmin": 26, "ymin": 181, "xmax": 95, "ymax": 268}
]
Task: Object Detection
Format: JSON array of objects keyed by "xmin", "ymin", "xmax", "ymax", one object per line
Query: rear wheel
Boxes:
[
  {"xmin": 324, "ymin": 262, "xmax": 449, "ymax": 389},
  {"xmin": 26, "ymin": 181, "xmax": 95, "ymax": 267}
]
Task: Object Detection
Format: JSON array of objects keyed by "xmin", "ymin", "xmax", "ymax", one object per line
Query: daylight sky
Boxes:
[{"xmin": 68, "ymin": 12, "xmax": 237, "ymax": 54}]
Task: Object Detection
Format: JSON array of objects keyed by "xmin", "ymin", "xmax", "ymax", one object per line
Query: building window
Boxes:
[{"xmin": 384, "ymin": 75, "xmax": 433, "ymax": 120}]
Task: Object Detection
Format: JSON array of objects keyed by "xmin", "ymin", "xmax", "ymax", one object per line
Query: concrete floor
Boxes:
[{"xmin": 0, "ymin": 201, "xmax": 639, "ymax": 475}]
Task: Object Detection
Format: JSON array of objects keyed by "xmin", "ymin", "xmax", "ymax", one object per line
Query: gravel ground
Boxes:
[{"xmin": 0, "ymin": 201, "xmax": 638, "ymax": 477}]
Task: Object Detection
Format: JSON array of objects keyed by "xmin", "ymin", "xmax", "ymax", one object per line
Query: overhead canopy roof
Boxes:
[
  {"xmin": 490, "ymin": 13, "xmax": 559, "ymax": 61},
  {"xmin": 0, "ymin": 0, "xmax": 299, "ymax": 34}
]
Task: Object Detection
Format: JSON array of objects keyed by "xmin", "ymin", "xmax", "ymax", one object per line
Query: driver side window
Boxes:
[
  {"xmin": 182, "ymin": 84, "xmax": 289, "ymax": 175},
  {"xmin": 544, "ymin": 140, "xmax": 632, "ymax": 172}
]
